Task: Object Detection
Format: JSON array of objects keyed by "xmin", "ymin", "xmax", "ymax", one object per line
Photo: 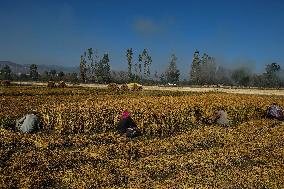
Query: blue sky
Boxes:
[{"xmin": 0, "ymin": 0, "xmax": 284, "ymax": 77}]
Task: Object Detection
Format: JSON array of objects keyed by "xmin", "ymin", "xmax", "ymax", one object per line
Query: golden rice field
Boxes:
[{"xmin": 1, "ymin": 86, "xmax": 284, "ymax": 188}]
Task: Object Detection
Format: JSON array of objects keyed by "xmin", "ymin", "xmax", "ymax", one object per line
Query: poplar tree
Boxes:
[
  {"xmin": 165, "ymin": 54, "xmax": 180, "ymax": 83},
  {"xmin": 190, "ymin": 49, "xmax": 201, "ymax": 84},
  {"xmin": 80, "ymin": 55, "xmax": 87, "ymax": 82},
  {"xmin": 126, "ymin": 48, "xmax": 133, "ymax": 82}
]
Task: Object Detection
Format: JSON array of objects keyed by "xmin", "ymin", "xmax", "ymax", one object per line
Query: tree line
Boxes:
[
  {"xmin": 1, "ymin": 48, "xmax": 283, "ymax": 88},
  {"xmin": 190, "ymin": 50, "xmax": 284, "ymax": 88},
  {"xmin": 0, "ymin": 64, "xmax": 79, "ymax": 83},
  {"xmin": 78, "ymin": 48, "xmax": 180, "ymax": 85}
]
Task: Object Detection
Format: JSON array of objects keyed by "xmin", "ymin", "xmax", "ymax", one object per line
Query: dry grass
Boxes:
[{"xmin": 1, "ymin": 86, "xmax": 284, "ymax": 188}]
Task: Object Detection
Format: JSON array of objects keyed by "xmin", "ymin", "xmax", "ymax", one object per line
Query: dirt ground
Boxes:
[
  {"xmin": 143, "ymin": 86, "xmax": 284, "ymax": 96},
  {"xmin": 12, "ymin": 81, "xmax": 284, "ymax": 96}
]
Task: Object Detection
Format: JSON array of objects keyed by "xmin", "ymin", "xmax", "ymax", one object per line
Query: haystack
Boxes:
[{"xmin": 127, "ymin": 83, "xmax": 143, "ymax": 91}]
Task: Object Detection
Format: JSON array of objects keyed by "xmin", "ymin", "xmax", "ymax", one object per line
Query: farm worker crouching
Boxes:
[
  {"xmin": 266, "ymin": 103, "xmax": 284, "ymax": 121},
  {"xmin": 16, "ymin": 112, "xmax": 42, "ymax": 133},
  {"xmin": 116, "ymin": 111, "xmax": 141, "ymax": 138},
  {"xmin": 213, "ymin": 109, "xmax": 229, "ymax": 126}
]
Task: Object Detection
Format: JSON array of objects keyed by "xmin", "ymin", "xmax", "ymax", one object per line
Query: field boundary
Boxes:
[{"xmin": 11, "ymin": 81, "xmax": 284, "ymax": 96}]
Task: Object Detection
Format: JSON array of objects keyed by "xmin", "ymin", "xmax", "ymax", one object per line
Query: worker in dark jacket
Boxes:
[{"xmin": 116, "ymin": 111, "xmax": 140, "ymax": 138}]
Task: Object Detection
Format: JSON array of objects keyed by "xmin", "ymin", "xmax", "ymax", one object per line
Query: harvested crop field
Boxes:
[{"xmin": 1, "ymin": 86, "xmax": 284, "ymax": 188}]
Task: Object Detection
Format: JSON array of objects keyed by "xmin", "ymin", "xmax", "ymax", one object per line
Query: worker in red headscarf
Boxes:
[{"xmin": 116, "ymin": 111, "xmax": 140, "ymax": 138}]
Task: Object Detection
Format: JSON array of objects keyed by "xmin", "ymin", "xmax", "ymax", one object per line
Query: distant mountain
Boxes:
[{"xmin": 0, "ymin": 61, "xmax": 79, "ymax": 74}]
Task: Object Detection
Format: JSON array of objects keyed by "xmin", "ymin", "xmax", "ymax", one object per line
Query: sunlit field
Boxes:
[{"xmin": 1, "ymin": 86, "xmax": 284, "ymax": 188}]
